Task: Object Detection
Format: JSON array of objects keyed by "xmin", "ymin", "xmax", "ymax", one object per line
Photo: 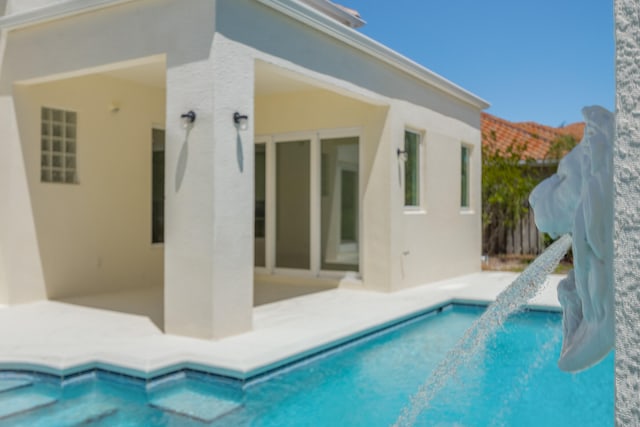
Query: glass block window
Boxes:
[
  {"xmin": 461, "ymin": 145, "xmax": 471, "ymax": 208},
  {"xmin": 41, "ymin": 107, "xmax": 77, "ymax": 184},
  {"xmin": 404, "ymin": 130, "xmax": 421, "ymax": 207}
]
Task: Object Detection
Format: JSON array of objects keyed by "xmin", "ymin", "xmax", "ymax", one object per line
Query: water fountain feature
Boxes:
[
  {"xmin": 394, "ymin": 106, "xmax": 614, "ymax": 426},
  {"xmin": 394, "ymin": 234, "xmax": 572, "ymax": 427},
  {"xmin": 530, "ymin": 106, "xmax": 614, "ymax": 372}
]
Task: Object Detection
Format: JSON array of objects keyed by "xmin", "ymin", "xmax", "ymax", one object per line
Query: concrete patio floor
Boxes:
[{"xmin": 0, "ymin": 272, "xmax": 565, "ymax": 381}]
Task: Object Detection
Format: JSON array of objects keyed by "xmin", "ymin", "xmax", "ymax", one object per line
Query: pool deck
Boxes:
[{"xmin": 0, "ymin": 272, "xmax": 565, "ymax": 381}]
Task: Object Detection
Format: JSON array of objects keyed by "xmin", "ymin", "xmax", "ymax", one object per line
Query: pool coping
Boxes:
[
  {"xmin": 0, "ymin": 301, "xmax": 562, "ymax": 390},
  {"xmin": 0, "ymin": 304, "xmax": 454, "ymax": 388},
  {"xmin": 0, "ymin": 272, "xmax": 565, "ymax": 384}
]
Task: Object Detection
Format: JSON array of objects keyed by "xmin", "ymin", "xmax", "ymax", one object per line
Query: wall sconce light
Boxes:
[
  {"xmin": 397, "ymin": 148, "xmax": 408, "ymax": 162},
  {"xmin": 181, "ymin": 110, "xmax": 196, "ymax": 128},
  {"xmin": 234, "ymin": 112, "xmax": 249, "ymax": 131}
]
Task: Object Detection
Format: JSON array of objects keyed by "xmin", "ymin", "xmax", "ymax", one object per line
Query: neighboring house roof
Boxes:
[{"xmin": 482, "ymin": 112, "xmax": 585, "ymax": 161}]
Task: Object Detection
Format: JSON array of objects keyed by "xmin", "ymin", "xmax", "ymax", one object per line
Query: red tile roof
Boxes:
[{"xmin": 482, "ymin": 112, "xmax": 585, "ymax": 161}]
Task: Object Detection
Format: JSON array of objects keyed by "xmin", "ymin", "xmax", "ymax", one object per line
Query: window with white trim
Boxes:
[
  {"xmin": 404, "ymin": 130, "xmax": 421, "ymax": 207},
  {"xmin": 41, "ymin": 107, "xmax": 77, "ymax": 184},
  {"xmin": 461, "ymin": 144, "xmax": 471, "ymax": 208}
]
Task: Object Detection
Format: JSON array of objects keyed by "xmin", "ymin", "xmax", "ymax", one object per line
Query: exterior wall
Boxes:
[
  {"xmin": 0, "ymin": 97, "xmax": 13, "ymax": 304},
  {"xmin": 0, "ymin": 95, "xmax": 47, "ymax": 304},
  {"xmin": 0, "ymin": 247, "xmax": 5, "ymax": 304},
  {"xmin": 0, "ymin": 0, "xmax": 255, "ymax": 339},
  {"xmin": 217, "ymin": 0, "xmax": 481, "ymax": 129},
  {"xmin": 5, "ymin": 0, "xmax": 63, "ymax": 14},
  {"xmin": 220, "ymin": 0, "xmax": 483, "ymax": 290},
  {"xmin": 0, "ymin": 0, "xmax": 484, "ymax": 334},
  {"xmin": 13, "ymin": 74, "xmax": 165, "ymax": 299},
  {"xmin": 255, "ymin": 87, "xmax": 482, "ymax": 292},
  {"xmin": 0, "ymin": 0, "xmax": 215, "ymax": 95},
  {"xmin": 389, "ymin": 101, "xmax": 482, "ymax": 290},
  {"xmin": 615, "ymin": 0, "xmax": 640, "ymax": 422}
]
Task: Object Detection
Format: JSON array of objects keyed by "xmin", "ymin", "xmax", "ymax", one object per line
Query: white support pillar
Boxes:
[
  {"xmin": 0, "ymin": 96, "xmax": 10, "ymax": 305},
  {"xmin": 163, "ymin": 36, "xmax": 254, "ymax": 339},
  {"xmin": 361, "ymin": 108, "xmax": 394, "ymax": 292},
  {"xmin": 614, "ymin": 0, "xmax": 640, "ymax": 423},
  {"xmin": 0, "ymin": 94, "xmax": 47, "ymax": 304}
]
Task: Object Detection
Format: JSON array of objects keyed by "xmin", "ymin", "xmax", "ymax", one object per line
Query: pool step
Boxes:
[
  {"xmin": 150, "ymin": 389, "xmax": 242, "ymax": 423},
  {"xmin": 0, "ymin": 379, "xmax": 32, "ymax": 394},
  {"xmin": 0, "ymin": 391, "xmax": 57, "ymax": 420},
  {"xmin": 30, "ymin": 401, "xmax": 119, "ymax": 427}
]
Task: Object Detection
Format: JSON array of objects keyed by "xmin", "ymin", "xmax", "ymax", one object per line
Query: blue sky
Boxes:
[{"xmin": 340, "ymin": 1, "xmax": 614, "ymax": 126}]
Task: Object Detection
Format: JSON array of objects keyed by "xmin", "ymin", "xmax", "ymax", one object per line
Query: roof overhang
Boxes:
[
  {"xmin": 298, "ymin": 0, "xmax": 365, "ymax": 28},
  {"xmin": 0, "ymin": 0, "xmax": 136, "ymax": 30},
  {"xmin": 255, "ymin": 0, "xmax": 489, "ymax": 110},
  {"xmin": 0, "ymin": 0, "xmax": 490, "ymax": 111}
]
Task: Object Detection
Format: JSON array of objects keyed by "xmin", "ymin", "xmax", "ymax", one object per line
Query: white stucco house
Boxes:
[{"xmin": 0, "ymin": 0, "xmax": 489, "ymax": 339}]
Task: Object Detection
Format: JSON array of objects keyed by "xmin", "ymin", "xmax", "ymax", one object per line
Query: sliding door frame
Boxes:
[{"xmin": 255, "ymin": 128, "xmax": 362, "ymax": 278}]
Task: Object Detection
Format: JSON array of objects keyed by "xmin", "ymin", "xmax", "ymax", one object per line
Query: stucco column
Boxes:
[
  {"xmin": 614, "ymin": 0, "xmax": 640, "ymax": 423},
  {"xmin": 0, "ymin": 96, "xmax": 10, "ymax": 305},
  {"xmin": 163, "ymin": 36, "xmax": 254, "ymax": 339},
  {"xmin": 361, "ymin": 108, "xmax": 394, "ymax": 292},
  {"xmin": 209, "ymin": 36, "xmax": 255, "ymax": 337},
  {"xmin": 0, "ymin": 94, "xmax": 46, "ymax": 305}
]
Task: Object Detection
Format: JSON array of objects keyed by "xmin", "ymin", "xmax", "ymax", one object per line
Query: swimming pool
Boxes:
[{"xmin": 0, "ymin": 305, "xmax": 613, "ymax": 426}]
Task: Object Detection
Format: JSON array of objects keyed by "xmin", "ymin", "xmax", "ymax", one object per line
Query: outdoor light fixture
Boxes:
[
  {"xmin": 108, "ymin": 102, "xmax": 121, "ymax": 113},
  {"xmin": 234, "ymin": 112, "xmax": 249, "ymax": 131},
  {"xmin": 397, "ymin": 148, "xmax": 408, "ymax": 162},
  {"xmin": 181, "ymin": 110, "xmax": 196, "ymax": 128}
]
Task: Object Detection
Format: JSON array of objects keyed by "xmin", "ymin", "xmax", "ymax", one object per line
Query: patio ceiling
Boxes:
[
  {"xmin": 254, "ymin": 60, "xmax": 387, "ymax": 106},
  {"xmin": 98, "ymin": 60, "xmax": 165, "ymax": 89},
  {"xmin": 255, "ymin": 62, "xmax": 316, "ymax": 95}
]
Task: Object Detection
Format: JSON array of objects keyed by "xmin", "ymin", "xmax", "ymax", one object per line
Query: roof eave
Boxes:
[
  {"xmin": 0, "ymin": 0, "xmax": 490, "ymax": 111},
  {"xmin": 257, "ymin": 0, "xmax": 489, "ymax": 110},
  {"xmin": 0, "ymin": 0, "xmax": 135, "ymax": 30},
  {"xmin": 298, "ymin": 0, "xmax": 366, "ymax": 28}
]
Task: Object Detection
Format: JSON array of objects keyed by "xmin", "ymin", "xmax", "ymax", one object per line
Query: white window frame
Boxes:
[
  {"xmin": 254, "ymin": 136, "xmax": 272, "ymax": 276},
  {"xmin": 318, "ymin": 128, "xmax": 362, "ymax": 278},
  {"xmin": 460, "ymin": 143, "xmax": 473, "ymax": 212},
  {"xmin": 40, "ymin": 106, "xmax": 78, "ymax": 184},
  {"xmin": 254, "ymin": 128, "xmax": 362, "ymax": 279},
  {"xmin": 402, "ymin": 128, "xmax": 425, "ymax": 212}
]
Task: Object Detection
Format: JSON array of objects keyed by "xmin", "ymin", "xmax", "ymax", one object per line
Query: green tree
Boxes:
[
  {"xmin": 545, "ymin": 134, "xmax": 578, "ymax": 163},
  {"xmin": 482, "ymin": 138, "xmax": 537, "ymax": 255}
]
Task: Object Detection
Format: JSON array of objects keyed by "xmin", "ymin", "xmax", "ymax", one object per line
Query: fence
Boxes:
[
  {"xmin": 484, "ymin": 209, "xmax": 546, "ymax": 256},
  {"xmin": 506, "ymin": 209, "xmax": 545, "ymax": 255}
]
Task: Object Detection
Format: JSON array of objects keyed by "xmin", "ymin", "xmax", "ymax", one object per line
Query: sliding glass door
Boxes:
[
  {"xmin": 275, "ymin": 140, "xmax": 311, "ymax": 270},
  {"xmin": 254, "ymin": 143, "xmax": 266, "ymax": 267},
  {"xmin": 254, "ymin": 133, "xmax": 359, "ymax": 275},
  {"xmin": 320, "ymin": 137, "xmax": 359, "ymax": 271}
]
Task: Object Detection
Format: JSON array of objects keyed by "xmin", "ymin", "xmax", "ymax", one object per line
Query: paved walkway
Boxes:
[{"xmin": 0, "ymin": 272, "xmax": 565, "ymax": 380}]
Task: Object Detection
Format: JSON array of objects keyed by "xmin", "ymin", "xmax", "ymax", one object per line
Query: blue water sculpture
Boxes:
[{"xmin": 529, "ymin": 106, "xmax": 614, "ymax": 372}]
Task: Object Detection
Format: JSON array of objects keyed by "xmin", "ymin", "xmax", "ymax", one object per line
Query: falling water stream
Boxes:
[{"xmin": 394, "ymin": 234, "xmax": 573, "ymax": 427}]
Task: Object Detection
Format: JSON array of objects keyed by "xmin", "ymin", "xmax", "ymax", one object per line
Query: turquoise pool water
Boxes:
[{"xmin": 0, "ymin": 305, "xmax": 613, "ymax": 426}]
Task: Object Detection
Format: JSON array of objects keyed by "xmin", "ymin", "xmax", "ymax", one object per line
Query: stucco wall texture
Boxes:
[
  {"xmin": 615, "ymin": 0, "xmax": 640, "ymax": 424},
  {"xmin": 0, "ymin": 0, "xmax": 485, "ymax": 339}
]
